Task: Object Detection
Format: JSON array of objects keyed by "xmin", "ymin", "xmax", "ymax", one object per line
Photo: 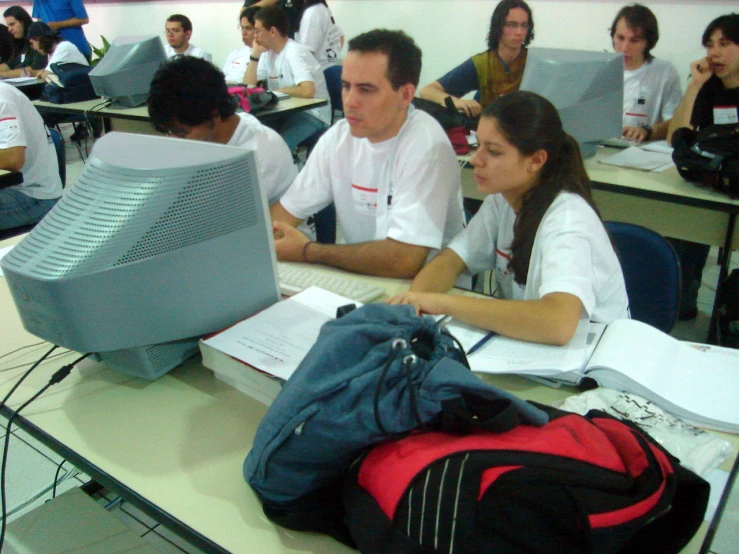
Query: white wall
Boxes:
[{"xmin": 17, "ymin": 0, "xmax": 738, "ymax": 88}]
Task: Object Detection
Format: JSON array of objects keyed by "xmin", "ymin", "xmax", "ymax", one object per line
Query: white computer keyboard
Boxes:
[
  {"xmin": 602, "ymin": 137, "xmax": 638, "ymax": 149},
  {"xmin": 277, "ymin": 263, "xmax": 385, "ymax": 304}
]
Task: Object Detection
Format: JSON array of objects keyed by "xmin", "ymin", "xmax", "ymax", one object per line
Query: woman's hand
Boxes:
[{"xmin": 386, "ymin": 291, "xmax": 448, "ymax": 316}]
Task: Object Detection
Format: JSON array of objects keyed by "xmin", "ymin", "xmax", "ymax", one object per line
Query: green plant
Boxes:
[{"xmin": 90, "ymin": 35, "xmax": 111, "ymax": 66}]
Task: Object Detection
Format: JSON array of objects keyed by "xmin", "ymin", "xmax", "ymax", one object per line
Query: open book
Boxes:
[{"xmin": 452, "ymin": 318, "xmax": 739, "ymax": 434}]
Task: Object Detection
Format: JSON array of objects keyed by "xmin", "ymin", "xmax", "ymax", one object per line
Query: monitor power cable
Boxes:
[{"xmin": 0, "ymin": 352, "xmax": 90, "ymax": 551}]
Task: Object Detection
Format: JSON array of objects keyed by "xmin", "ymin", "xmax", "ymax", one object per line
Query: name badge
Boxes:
[
  {"xmin": 352, "ymin": 184, "xmax": 378, "ymax": 216},
  {"xmin": 713, "ymin": 106, "xmax": 738, "ymax": 125}
]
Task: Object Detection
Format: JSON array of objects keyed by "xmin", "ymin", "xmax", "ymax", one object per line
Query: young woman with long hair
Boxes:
[{"xmin": 388, "ymin": 91, "xmax": 628, "ymax": 345}]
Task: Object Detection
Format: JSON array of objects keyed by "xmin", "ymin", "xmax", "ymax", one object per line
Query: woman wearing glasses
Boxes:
[{"xmin": 419, "ymin": 0, "xmax": 534, "ymax": 119}]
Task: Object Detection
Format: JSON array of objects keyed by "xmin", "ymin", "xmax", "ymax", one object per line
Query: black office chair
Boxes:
[
  {"xmin": 605, "ymin": 221, "xmax": 682, "ymax": 333},
  {"xmin": 0, "ymin": 128, "xmax": 66, "ymax": 241}
]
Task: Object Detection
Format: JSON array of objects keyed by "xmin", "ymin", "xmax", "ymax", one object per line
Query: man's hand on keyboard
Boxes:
[{"xmin": 273, "ymin": 221, "xmax": 310, "ymax": 262}]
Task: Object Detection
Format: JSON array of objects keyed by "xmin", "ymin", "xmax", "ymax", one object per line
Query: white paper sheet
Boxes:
[{"xmin": 202, "ymin": 287, "xmax": 356, "ymax": 381}]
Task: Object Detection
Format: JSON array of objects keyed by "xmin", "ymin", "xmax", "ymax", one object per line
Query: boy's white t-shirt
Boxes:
[
  {"xmin": 0, "ymin": 83, "xmax": 63, "ymax": 200},
  {"xmin": 256, "ymin": 39, "xmax": 331, "ymax": 125},
  {"xmin": 222, "ymin": 45, "xmax": 252, "ymax": 83},
  {"xmin": 622, "ymin": 58, "xmax": 682, "ymax": 128},
  {"xmin": 46, "ymin": 41, "xmax": 89, "ymax": 70},
  {"xmin": 295, "ymin": 3, "xmax": 343, "ymax": 72}
]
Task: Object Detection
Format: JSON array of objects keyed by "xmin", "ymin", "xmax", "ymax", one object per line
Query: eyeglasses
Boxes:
[
  {"xmin": 238, "ymin": 24, "xmax": 255, "ymax": 32},
  {"xmin": 165, "ymin": 28, "xmax": 183, "ymax": 35},
  {"xmin": 503, "ymin": 21, "xmax": 531, "ymax": 31}
]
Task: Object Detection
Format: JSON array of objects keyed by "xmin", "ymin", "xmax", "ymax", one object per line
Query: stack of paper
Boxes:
[
  {"xmin": 200, "ymin": 287, "xmax": 358, "ymax": 405},
  {"xmin": 599, "ymin": 145, "xmax": 674, "ymax": 172}
]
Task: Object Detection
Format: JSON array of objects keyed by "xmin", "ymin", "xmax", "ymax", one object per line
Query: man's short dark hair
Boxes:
[
  {"xmin": 166, "ymin": 14, "xmax": 192, "ymax": 33},
  {"xmin": 147, "ymin": 57, "xmax": 236, "ymax": 133},
  {"xmin": 242, "ymin": 6, "xmax": 260, "ymax": 26},
  {"xmin": 254, "ymin": 5, "xmax": 289, "ymax": 37},
  {"xmin": 702, "ymin": 13, "xmax": 739, "ymax": 46},
  {"xmin": 610, "ymin": 4, "xmax": 659, "ymax": 63},
  {"xmin": 487, "ymin": 0, "xmax": 534, "ymax": 51},
  {"xmin": 347, "ymin": 29, "xmax": 422, "ymax": 89}
]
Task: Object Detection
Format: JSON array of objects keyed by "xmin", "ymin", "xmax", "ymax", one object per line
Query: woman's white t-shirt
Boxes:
[
  {"xmin": 448, "ymin": 192, "xmax": 629, "ymax": 323},
  {"xmin": 295, "ymin": 3, "xmax": 343, "ymax": 72}
]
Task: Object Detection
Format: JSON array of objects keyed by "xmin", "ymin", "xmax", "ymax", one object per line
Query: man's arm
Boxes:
[
  {"xmin": 419, "ymin": 81, "xmax": 481, "ymax": 118},
  {"xmin": 0, "ymin": 146, "xmax": 26, "ymax": 172},
  {"xmin": 667, "ymin": 57, "xmax": 713, "ymax": 144},
  {"xmin": 271, "ymin": 207, "xmax": 430, "ymax": 278},
  {"xmin": 622, "ymin": 119, "xmax": 670, "ymax": 143},
  {"xmin": 46, "ymin": 17, "xmax": 89, "ymax": 31},
  {"xmin": 278, "ymin": 80, "xmax": 315, "ymax": 98}
]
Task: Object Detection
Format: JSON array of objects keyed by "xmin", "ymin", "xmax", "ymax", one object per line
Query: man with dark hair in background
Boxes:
[
  {"xmin": 147, "ymin": 56, "xmax": 296, "ymax": 207},
  {"xmin": 667, "ymin": 13, "xmax": 739, "ymax": 320},
  {"xmin": 269, "ymin": 29, "xmax": 465, "ymax": 279},
  {"xmin": 243, "ymin": 5, "xmax": 330, "ymax": 152},
  {"xmin": 610, "ymin": 4, "xmax": 682, "ymax": 143},
  {"xmin": 164, "ymin": 14, "xmax": 211, "ymax": 61},
  {"xmin": 223, "ymin": 7, "xmax": 259, "ymax": 83},
  {"xmin": 419, "ymin": 0, "xmax": 534, "ymax": 118}
]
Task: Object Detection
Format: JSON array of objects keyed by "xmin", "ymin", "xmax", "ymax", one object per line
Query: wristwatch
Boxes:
[{"xmin": 642, "ymin": 125, "xmax": 653, "ymax": 140}]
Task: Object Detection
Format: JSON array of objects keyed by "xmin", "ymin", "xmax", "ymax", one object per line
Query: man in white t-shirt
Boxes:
[
  {"xmin": 243, "ymin": 5, "xmax": 330, "ymax": 152},
  {"xmin": 164, "ymin": 14, "xmax": 211, "ymax": 62},
  {"xmin": 223, "ymin": 8, "xmax": 258, "ymax": 83},
  {"xmin": 610, "ymin": 4, "xmax": 682, "ymax": 143},
  {"xmin": 0, "ymin": 82, "xmax": 62, "ymax": 230},
  {"xmin": 270, "ymin": 29, "xmax": 465, "ymax": 279},
  {"xmin": 147, "ymin": 56, "xmax": 296, "ymax": 207}
]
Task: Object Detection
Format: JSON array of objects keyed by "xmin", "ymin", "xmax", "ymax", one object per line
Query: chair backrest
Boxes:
[
  {"xmin": 312, "ymin": 202, "xmax": 336, "ymax": 244},
  {"xmin": 48, "ymin": 127, "xmax": 66, "ymax": 187},
  {"xmin": 323, "ymin": 65, "xmax": 343, "ymax": 122},
  {"xmin": 605, "ymin": 221, "xmax": 681, "ymax": 333}
]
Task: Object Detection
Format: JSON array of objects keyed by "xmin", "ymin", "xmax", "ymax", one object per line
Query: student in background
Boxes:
[
  {"xmin": 148, "ymin": 56, "xmax": 297, "ymax": 207},
  {"xmin": 26, "ymin": 21, "xmax": 87, "ymax": 80},
  {"xmin": 666, "ymin": 13, "xmax": 739, "ymax": 320},
  {"xmin": 0, "ymin": 81, "xmax": 63, "ymax": 231},
  {"xmin": 270, "ymin": 29, "xmax": 465, "ymax": 279},
  {"xmin": 388, "ymin": 91, "xmax": 628, "ymax": 345},
  {"xmin": 295, "ymin": 0, "xmax": 343, "ymax": 72},
  {"xmin": 164, "ymin": 14, "xmax": 211, "ymax": 61},
  {"xmin": 244, "ymin": 5, "xmax": 330, "ymax": 152},
  {"xmin": 223, "ymin": 7, "xmax": 259, "ymax": 83},
  {"xmin": 419, "ymin": 0, "xmax": 534, "ymax": 118},
  {"xmin": 32, "ymin": 0, "xmax": 90, "ymax": 60},
  {"xmin": 611, "ymin": 4, "xmax": 682, "ymax": 143},
  {"xmin": 0, "ymin": 6, "xmax": 47, "ymax": 78},
  {"xmin": 244, "ymin": 0, "xmax": 304, "ymax": 39},
  {"xmin": 0, "ymin": 25, "xmax": 12, "ymax": 64}
]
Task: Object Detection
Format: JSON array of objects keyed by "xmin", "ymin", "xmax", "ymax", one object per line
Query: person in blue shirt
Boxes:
[{"xmin": 32, "ymin": 0, "xmax": 90, "ymax": 60}]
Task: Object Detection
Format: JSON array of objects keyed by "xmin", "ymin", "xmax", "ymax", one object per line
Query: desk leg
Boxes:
[
  {"xmin": 708, "ymin": 213, "xmax": 736, "ymax": 344},
  {"xmin": 699, "ymin": 451, "xmax": 739, "ymax": 554}
]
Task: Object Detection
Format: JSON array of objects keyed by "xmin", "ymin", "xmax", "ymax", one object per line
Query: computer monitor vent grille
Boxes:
[{"xmin": 116, "ymin": 160, "xmax": 257, "ymax": 266}]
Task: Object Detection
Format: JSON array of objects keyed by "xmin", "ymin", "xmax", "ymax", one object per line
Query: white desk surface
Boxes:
[
  {"xmin": 0, "ymin": 235, "xmax": 735, "ymax": 554},
  {"xmin": 33, "ymin": 96, "xmax": 328, "ymax": 123}
]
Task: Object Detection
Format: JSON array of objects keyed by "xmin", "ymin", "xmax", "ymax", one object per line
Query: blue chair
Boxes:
[
  {"xmin": 0, "ymin": 128, "xmax": 66, "ymax": 240},
  {"xmin": 605, "ymin": 221, "xmax": 682, "ymax": 333},
  {"xmin": 49, "ymin": 127, "xmax": 66, "ymax": 186},
  {"xmin": 324, "ymin": 64, "xmax": 343, "ymax": 124},
  {"xmin": 311, "ymin": 203, "xmax": 336, "ymax": 244}
]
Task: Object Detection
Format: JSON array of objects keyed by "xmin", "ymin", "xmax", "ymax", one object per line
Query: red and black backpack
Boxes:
[{"xmin": 344, "ymin": 405, "xmax": 709, "ymax": 554}]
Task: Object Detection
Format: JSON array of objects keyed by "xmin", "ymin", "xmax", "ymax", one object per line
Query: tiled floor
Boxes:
[{"xmin": 2, "ymin": 126, "xmax": 737, "ymax": 553}]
